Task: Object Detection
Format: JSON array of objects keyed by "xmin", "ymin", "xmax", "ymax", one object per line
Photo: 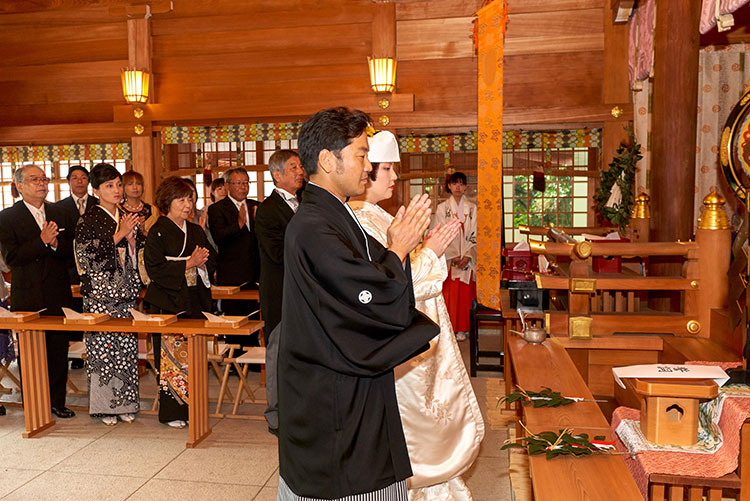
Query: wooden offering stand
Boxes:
[{"xmin": 634, "ymin": 378, "xmax": 718, "ymax": 446}]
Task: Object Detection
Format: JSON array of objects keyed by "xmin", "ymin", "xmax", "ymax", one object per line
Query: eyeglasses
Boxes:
[
  {"xmin": 26, "ymin": 176, "xmax": 50, "ymax": 185},
  {"xmin": 229, "ymin": 181, "xmax": 249, "ymax": 187}
]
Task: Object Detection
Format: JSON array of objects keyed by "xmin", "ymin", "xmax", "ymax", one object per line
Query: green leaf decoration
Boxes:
[
  {"xmin": 593, "ymin": 127, "xmax": 641, "ymax": 232},
  {"xmin": 498, "ymin": 386, "xmax": 576, "ymax": 408},
  {"xmin": 503, "ymin": 426, "xmax": 611, "ymax": 460}
]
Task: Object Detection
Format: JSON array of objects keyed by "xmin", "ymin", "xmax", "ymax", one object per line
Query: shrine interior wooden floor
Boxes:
[{"xmin": 0, "ymin": 329, "xmax": 515, "ymax": 500}]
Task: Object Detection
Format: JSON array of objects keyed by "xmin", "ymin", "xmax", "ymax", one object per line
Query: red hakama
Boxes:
[{"xmin": 442, "ymin": 276, "xmax": 476, "ymax": 333}]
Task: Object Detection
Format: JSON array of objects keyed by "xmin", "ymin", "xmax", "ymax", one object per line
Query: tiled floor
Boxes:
[{"xmin": 0, "ymin": 330, "xmax": 513, "ymax": 500}]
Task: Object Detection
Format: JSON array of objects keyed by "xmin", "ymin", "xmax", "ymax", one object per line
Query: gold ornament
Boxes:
[
  {"xmin": 134, "ymin": 123, "xmax": 145, "ymax": 135},
  {"xmin": 686, "ymin": 320, "xmax": 701, "ymax": 334},
  {"xmin": 133, "ymin": 107, "xmax": 144, "ymax": 119},
  {"xmin": 697, "ymin": 191, "xmax": 731, "ymax": 230},
  {"xmin": 378, "ymin": 115, "xmax": 390, "ymax": 126},
  {"xmin": 611, "ymin": 106, "xmax": 623, "ymax": 118},
  {"xmin": 378, "ymin": 98, "xmax": 390, "ymax": 109},
  {"xmin": 630, "ymin": 193, "xmax": 651, "ymax": 219}
]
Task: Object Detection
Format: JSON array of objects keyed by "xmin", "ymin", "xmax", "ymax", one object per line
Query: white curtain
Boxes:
[{"xmin": 695, "ymin": 44, "xmax": 750, "ymax": 227}]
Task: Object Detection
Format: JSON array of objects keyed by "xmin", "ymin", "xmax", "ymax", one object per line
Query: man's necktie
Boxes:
[
  {"xmin": 34, "ymin": 210, "xmax": 45, "ymax": 230},
  {"xmin": 77, "ymin": 198, "xmax": 85, "ymax": 215},
  {"xmin": 288, "ymin": 196, "xmax": 299, "ymax": 213}
]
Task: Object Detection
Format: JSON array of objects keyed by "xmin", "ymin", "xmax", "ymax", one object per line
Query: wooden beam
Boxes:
[
  {"xmin": 504, "ymin": 104, "xmax": 632, "ymax": 126},
  {"xmin": 372, "ymin": 1, "xmax": 395, "ymax": 58},
  {"xmin": 504, "ymin": 33, "xmax": 604, "ymax": 56},
  {"xmin": 0, "ymin": 123, "xmax": 138, "ymax": 145},
  {"xmin": 113, "ymin": 93, "xmax": 415, "ymax": 123}
]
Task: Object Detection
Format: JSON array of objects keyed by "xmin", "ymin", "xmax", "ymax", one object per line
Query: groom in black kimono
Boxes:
[{"xmin": 277, "ymin": 107, "xmax": 439, "ymax": 500}]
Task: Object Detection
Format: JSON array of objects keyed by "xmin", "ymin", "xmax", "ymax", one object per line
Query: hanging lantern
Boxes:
[
  {"xmin": 121, "ymin": 69, "xmax": 150, "ymax": 104},
  {"xmin": 368, "ymin": 57, "xmax": 397, "ymax": 93}
]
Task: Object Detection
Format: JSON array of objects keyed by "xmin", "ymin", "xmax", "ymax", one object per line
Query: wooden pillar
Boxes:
[
  {"xmin": 372, "ymin": 1, "xmax": 395, "ymax": 59},
  {"xmin": 649, "ymin": 2, "xmax": 701, "ymax": 243},
  {"xmin": 601, "ymin": 0, "xmax": 632, "ymax": 177},
  {"xmin": 127, "ymin": 17, "xmax": 157, "ymax": 203}
]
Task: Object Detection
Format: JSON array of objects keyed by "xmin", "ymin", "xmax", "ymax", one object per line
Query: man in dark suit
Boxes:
[
  {"xmin": 208, "ymin": 167, "xmax": 260, "ymax": 344},
  {"xmin": 254, "ymin": 150, "xmax": 304, "ymax": 341},
  {"xmin": 0, "ymin": 165, "xmax": 75, "ymax": 418},
  {"xmin": 54, "ymin": 165, "xmax": 98, "ymax": 362}
]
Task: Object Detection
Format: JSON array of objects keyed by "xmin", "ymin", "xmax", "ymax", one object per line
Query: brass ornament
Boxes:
[
  {"xmin": 378, "ymin": 98, "xmax": 390, "ymax": 110},
  {"xmin": 630, "ymin": 193, "xmax": 651, "ymax": 219},
  {"xmin": 720, "ymin": 126, "xmax": 731, "ymax": 167},
  {"xmin": 690, "ymin": 280, "xmax": 699, "ymax": 289},
  {"xmin": 611, "ymin": 106, "xmax": 623, "ymax": 119},
  {"xmin": 133, "ymin": 107, "xmax": 144, "ymax": 119},
  {"xmin": 570, "ymin": 278, "xmax": 596, "ymax": 293},
  {"xmin": 686, "ymin": 320, "xmax": 701, "ymax": 334},
  {"xmin": 569, "ymin": 316, "xmax": 593, "ymax": 339},
  {"xmin": 134, "ymin": 123, "xmax": 145, "ymax": 135},
  {"xmin": 575, "ymin": 241, "xmax": 592, "ymax": 259},
  {"xmin": 697, "ymin": 191, "xmax": 731, "ymax": 230},
  {"xmin": 529, "ymin": 239, "xmax": 546, "ymax": 253},
  {"xmin": 378, "ymin": 115, "xmax": 390, "ymax": 126}
]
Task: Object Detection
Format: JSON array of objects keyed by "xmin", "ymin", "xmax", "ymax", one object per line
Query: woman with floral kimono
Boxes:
[
  {"xmin": 144, "ymin": 176, "xmax": 216, "ymax": 429},
  {"xmin": 349, "ymin": 131, "xmax": 485, "ymax": 500},
  {"xmin": 432, "ymin": 172, "xmax": 477, "ymax": 341},
  {"xmin": 75, "ymin": 163, "xmax": 144, "ymax": 426}
]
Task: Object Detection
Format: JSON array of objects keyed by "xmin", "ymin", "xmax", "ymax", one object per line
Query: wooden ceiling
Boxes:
[{"xmin": 0, "ymin": 0, "xmax": 634, "ymax": 146}]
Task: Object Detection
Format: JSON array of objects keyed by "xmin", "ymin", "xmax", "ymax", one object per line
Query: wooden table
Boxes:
[
  {"xmin": 70, "ymin": 286, "xmax": 260, "ymax": 302},
  {"xmin": 0, "ymin": 316, "xmax": 263, "ymax": 448},
  {"xmin": 507, "ymin": 334, "xmax": 642, "ymax": 499}
]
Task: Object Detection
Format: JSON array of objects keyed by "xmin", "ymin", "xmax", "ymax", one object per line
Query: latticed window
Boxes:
[
  {"xmin": 168, "ymin": 139, "xmax": 297, "ymax": 209},
  {"xmin": 502, "ymin": 147, "xmax": 598, "ymax": 244}
]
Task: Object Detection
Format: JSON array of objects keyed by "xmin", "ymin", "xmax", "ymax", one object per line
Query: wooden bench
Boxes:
[{"xmin": 507, "ymin": 335, "xmax": 642, "ymax": 500}]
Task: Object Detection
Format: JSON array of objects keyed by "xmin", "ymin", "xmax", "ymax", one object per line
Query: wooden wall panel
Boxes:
[
  {"xmin": 397, "ymin": 17, "xmax": 474, "ymax": 61},
  {"xmin": 506, "ymin": 0, "xmax": 604, "ymax": 14},
  {"xmin": 0, "ymin": 103, "xmax": 115, "ymax": 126},
  {"xmin": 0, "ymin": 77, "xmax": 121, "ymax": 105},
  {"xmin": 507, "ymin": 9, "xmax": 603, "ymax": 39},
  {"xmin": 0, "ymin": 6, "xmax": 115, "ymax": 26},
  {"xmin": 398, "ymin": 58, "xmax": 476, "ymax": 113},
  {"xmin": 396, "ymin": 0, "xmax": 482, "ymax": 20},
  {"xmin": 0, "ymin": 39, "xmax": 127, "ymax": 66},
  {"xmin": 0, "ymin": 22, "xmax": 125, "ymax": 44},
  {"xmin": 152, "ymin": 24, "xmax": 370, "ymax": 58},
  {"xmin": 0, "ymin": 60, "xmax": 126, "ymax": 82}
]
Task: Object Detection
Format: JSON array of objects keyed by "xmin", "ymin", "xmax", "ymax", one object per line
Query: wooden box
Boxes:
[
  {"xmin": 63, "ymin": 313, "xmax": 110, "ymax": 325},
  {"xmin": 211, "ymin": 285, "xmax": 240, "ymax": 295},
  {"xmin": 2, "ymin": 311, "xmax": 41, "ymax": 323},
  {"xmin": 502, "ymin": 248, "xmax": 537, "ymax": 281},
  {"xmin": 204, "ymin": 315, "xmax": 249, "ymax": 329},
  {"xmin": 635, "ymin": 378, "xmax": 718, "ymax": 446},
  {"xmin": 132, "ymin": 314, "xmax": 178, "ymax": 327}
]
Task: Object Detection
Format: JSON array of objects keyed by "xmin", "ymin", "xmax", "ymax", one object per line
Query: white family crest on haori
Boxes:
[{"xmin": 358, "ymin": 290, "xmax": 372, "ymax": 304}]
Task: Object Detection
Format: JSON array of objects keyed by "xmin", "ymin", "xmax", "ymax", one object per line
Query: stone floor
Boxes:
[{"xmin": 0, "ymin": 329, "xmax": 515, "ymax": 500}]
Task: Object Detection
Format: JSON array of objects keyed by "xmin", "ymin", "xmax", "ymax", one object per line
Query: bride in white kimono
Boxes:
[{"xmin": 349, "ymin": 131, "xmax": 485, "ymax": 500}]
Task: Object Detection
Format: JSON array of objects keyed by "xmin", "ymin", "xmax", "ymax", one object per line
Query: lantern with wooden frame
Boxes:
[
  {"xmin": 121, "ymin": 69, "xmax": 150, "ymax": 104},
  {"xmin": 368, "ymin": 57, "xmax": 397, "ymax": 93}
]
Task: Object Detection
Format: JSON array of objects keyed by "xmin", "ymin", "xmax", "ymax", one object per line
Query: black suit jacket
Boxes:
[
  {"xmin": 0, "ymin": 200, "xmax": 74, "ymax": 314},
  {"xmin": 54, "ymin": 194, "xmax": 98, "ymax": 284},
  {"xmin": 254, "ymin": 190, "xmax": 295, "ymax": 335},
  {"xmin": 207, "ymin": 196, "xmax": 260, "ymax": 287}
]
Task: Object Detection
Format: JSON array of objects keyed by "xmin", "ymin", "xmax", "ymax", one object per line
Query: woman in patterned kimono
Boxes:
[
  {"xmin": 75, "ymin": 163, "xmax": 144, "ymax": 426},
  {"xmin": 349, "ymin": 131, "xmax": 485, "ymax": 501},
  {"xmin": 144, "ymin": 176, "xmax": 216, "ymax": 429},
  {"xmin": 433, "ymin": 172, "xmax": 477, "ymax": 341}
]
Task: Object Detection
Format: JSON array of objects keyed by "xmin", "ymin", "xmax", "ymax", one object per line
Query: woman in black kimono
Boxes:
[
  {"xmin": 75, "ymin": 163, "xmax": 143, "ymax": 426},
  {"xmin": 144, "ymin": 176, "xmax": 216, "ymax": 428}
]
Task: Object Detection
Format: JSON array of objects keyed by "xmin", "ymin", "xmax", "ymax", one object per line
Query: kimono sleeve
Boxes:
[
  {"xmin": 291, "ymin": 226, "xmax": 438, "ymax": 376},
  {"xmin": 144, "ymin": 227, "xmax": 188, "ymax": 292},
  {"xmin": 409, "ymin": 247, "xmax": 448, "ymax": 302}
]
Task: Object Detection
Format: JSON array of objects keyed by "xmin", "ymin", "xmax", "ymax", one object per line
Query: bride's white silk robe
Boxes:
[{"xmin": 349, "ymin": 201, "xmax": 485, "ymax": 501}]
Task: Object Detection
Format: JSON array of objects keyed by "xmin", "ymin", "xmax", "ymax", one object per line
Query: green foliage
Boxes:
[
  {"xmin": 593, "ymin": 128, "xmax": 641, "ymax": 232},
  {"xmin": 502, "ymin": 428, "xmax": 608, "ymax": 460},
  {"xmin": 499, "ymin": 386, "xmax": 575, "ymax": 408}
]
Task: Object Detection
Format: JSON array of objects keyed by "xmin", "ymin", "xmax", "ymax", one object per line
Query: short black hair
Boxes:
[
  {"xmin": 67, "ymin": 165, "xmax": 89, "ymax": 182},
  {"xmin": 154, "ymin": 176, "xmax": 194, "ymax": 215},
  {"xmin": 209, "ymin": 178, "xmax": 225, "ymax": 202},
  {"xmin": 89, "ymin": 163, "xmax": 120, "ymax": 189},
  {"xmin": 297, "ymin": 107, "xmax": 371, "ymax": 176},
  {"xmin": 445, "ymin": 171, "xmax": 467, "ymax": 194}
]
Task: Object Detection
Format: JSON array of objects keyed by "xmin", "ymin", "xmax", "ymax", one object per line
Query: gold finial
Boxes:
[
  {"xmin": 611, "ymin": 106, "xmax": 623, "ymax": 119},
  {"xmin": 528, "ymin": 239, "xmax": 546, "ymax": 254},
  {"xmin": 697, "ymin": 191, "xmax": 731, "ymax": 230},
  {"xmin": 574, "ymin": 241, "xmax": 592, "ymax": 259},
  {"xmin": 630, "ymin": 192, "xmax": 650, "ymax": 219}
]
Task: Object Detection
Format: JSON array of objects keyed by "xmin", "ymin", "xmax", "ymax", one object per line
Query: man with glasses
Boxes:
[
  {"xmin": 207, "ymin": 167, "xmax": 261, "ymax": 344},
  {"xmin": 0, "ymin": 164, "xmax": 76, "ymax": 418}
]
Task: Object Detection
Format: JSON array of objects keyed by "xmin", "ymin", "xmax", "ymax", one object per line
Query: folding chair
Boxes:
[
  {"xmin": 0, "ymin": 332, "xmax": 20, "ymax": 394},
  {"xmin": 231, "ymin": 346, "xmax": 266, "ymax": 416},
  {"xmin": 137, "ymin": 334, "xmax": 160, "ymax": 412},
  {"xmin": 208, "ymin": 339, "xmax": 235, "ymax": 416}
]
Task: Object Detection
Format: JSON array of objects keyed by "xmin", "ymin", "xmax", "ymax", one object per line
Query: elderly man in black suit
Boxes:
[
  {"xmin": 0, "ymin": 165, "xmax": 75, "ymax": 418},
  {"xmin": 254, "ymin": 150, "xmax": 304, "ymax": 341},
  {"xmin": 208, "ymin": 167, "xmax": 260, "ymax": 344}
]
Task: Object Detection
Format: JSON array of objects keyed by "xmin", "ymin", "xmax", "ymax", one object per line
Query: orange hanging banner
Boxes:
[{"xmin": 476, "ymin": 0, "xmax": 508, "ymax": 309}]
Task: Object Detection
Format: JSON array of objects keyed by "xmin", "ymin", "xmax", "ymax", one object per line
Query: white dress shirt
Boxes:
[{"xmin": 275, "ymin": 187, "xmax": 299, "ymax": 213}]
